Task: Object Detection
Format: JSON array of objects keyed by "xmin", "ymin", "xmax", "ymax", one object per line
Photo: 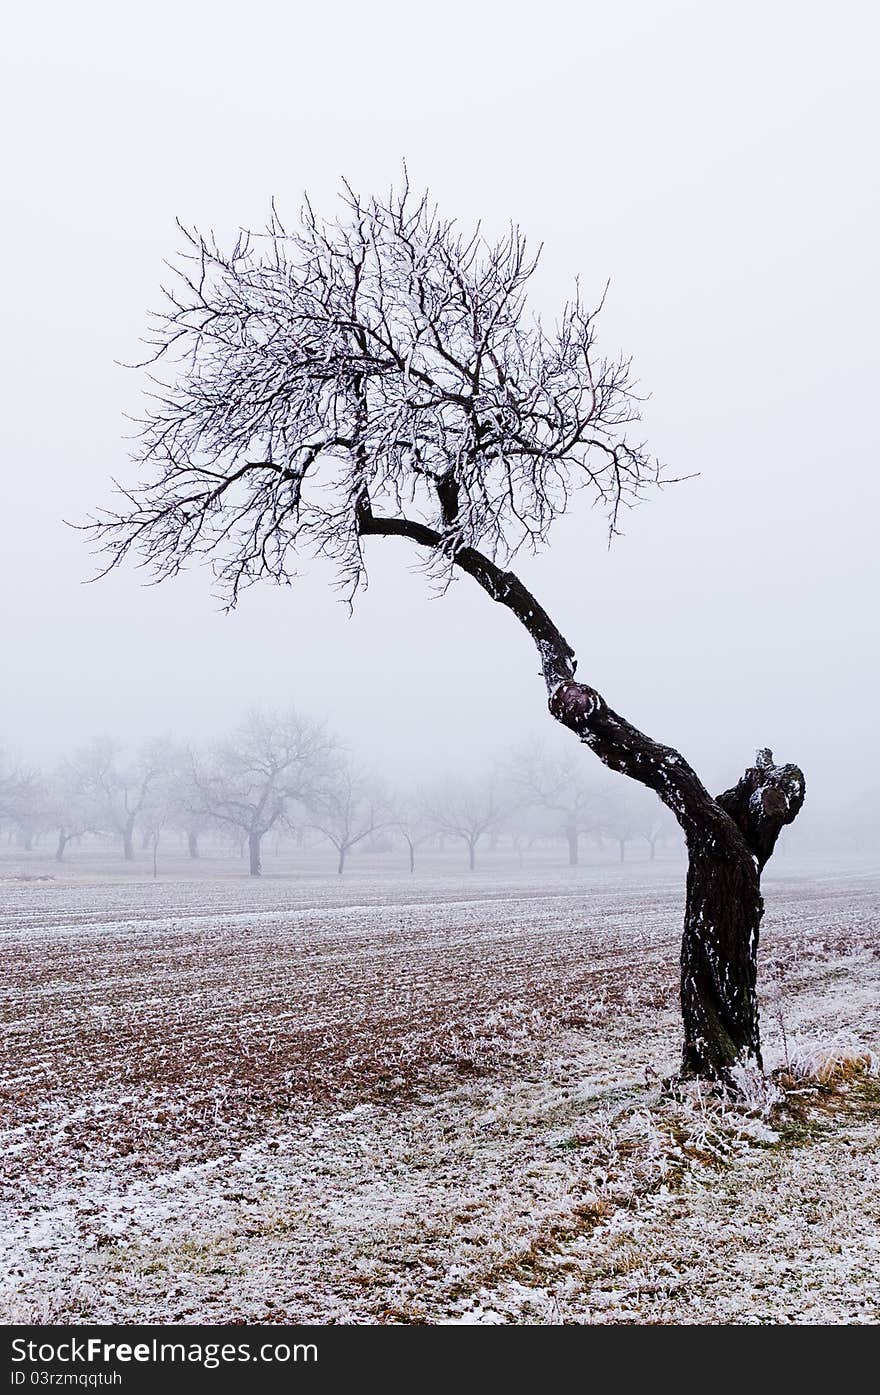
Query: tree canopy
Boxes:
[{"xmin": 89, "ymin": 178, "xmax": 660, "ymax": 618}]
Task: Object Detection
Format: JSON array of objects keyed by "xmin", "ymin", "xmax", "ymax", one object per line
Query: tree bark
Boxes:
[
  {"xmin": 359, "ymin": 506, "xmax": 806, "ymax": 1084},
  {"xmin": 551, "ymin": 684, "xmax": 805, "ymax": 1081},
  {"xmin": 248, "ymin": 831, "xmax": 261, "ymax": 877}
]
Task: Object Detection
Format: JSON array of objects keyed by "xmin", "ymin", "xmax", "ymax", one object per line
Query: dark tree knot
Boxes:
[{"xmin": 548, "ymin": 681, "xmax": 605, "ymax": 733}]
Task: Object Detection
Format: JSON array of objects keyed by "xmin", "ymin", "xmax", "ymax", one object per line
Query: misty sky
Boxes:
[{"xmin": 2, "ymin": 1, "xmax": 878, "ymax": 815}]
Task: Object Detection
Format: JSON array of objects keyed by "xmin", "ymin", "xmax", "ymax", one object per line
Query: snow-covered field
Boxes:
[{"xmin": 1, "ymin": 852, "xmax": 878, "ymax": 1324}]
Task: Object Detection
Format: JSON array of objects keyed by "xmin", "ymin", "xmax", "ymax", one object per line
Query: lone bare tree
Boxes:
[
  {"xmin": 187, "ymin": 708, "xmax": 331, "ymax": 876},
  {"xmin": 87, "ymin": 180, "xmax": 805, "ymax": 1084}
]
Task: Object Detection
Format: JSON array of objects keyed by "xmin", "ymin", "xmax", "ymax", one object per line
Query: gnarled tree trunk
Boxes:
[
  {"xmin": 358, "ymin": 505, "xmax": 806, "ymax": 1085},
  {"xmin": 550, "ymin": 684, "xmax": 805, "ymax": 1082}
]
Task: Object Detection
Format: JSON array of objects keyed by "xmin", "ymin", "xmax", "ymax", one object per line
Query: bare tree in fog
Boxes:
[
  {"xmin": 9, "ymin": 779, "xmax": 45, "ymax": 852},
  {"xmin": 75, "ymin": 738, "xmax": 168, "ymax": 861},
  {"xmin": 595, "ymin": 785, "xmax": 665, "ymax": 863},
  {"xmin": 162, "ymin": 752, "xmax": 218, "ymax": 860},
  {"xmin": 423, "ymin": 773, "xmax": 509, "ymax": 871},
  {"xmin": 0, "ymin": 753, "xmax": 18, "ymax": 821},
  {"xmin": 392, "ymin": 794, "xmax": 436, "ymax": 874},
  {"xmin": 139, "ymin": 766, "xmax": 180, "ymax": 878},
  {"xmin": 188, "ymin": 708, "xmax": 330, "ymax": 876},
  {"xmin": 308, "ymin": 759, "xmax": 387, "ymax": 874},
  {"xmin": 511, "ymin": 741, "xmax": 601, "ymax": 866},
  {"xmin": 46, "ymin": 760, "xmax": 100, "ymax": 862},
  {"xmin": 87, "ymin": 179, "xmax": 805, "ymax": 1085},
  {"xmin": 0, "ymin": 754, "xmax": 44, "ymax": 850}
]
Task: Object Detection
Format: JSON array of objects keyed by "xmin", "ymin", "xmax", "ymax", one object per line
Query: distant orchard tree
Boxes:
[
  {"xmin": 162, "ymin": 750, "xmax": 218, "ymax": 859},
  {"xmin": 423, "ymin": 772, "xmax": 510, "ymax": 872},
  {"xmin": 308, "ymin": 759, "xmax": 387, "ymax": 874},
  {"xmin": 187, "ymin": 708, "xmax": 331, "ymax": 876},
  {"xmin": 511, "ymin": 740, "xmax": 602, "ymax": 866},
  {"xmin": 87, "ymin": 180, "xmax": 805, "ymax": 1084},
  {"xmin": 595, "ymin": 786, "xmax": 650, "ymax": 863},
  {"xmin": 47, "ymin": 760, "xmax": 100, "ymax": 862},
  {"xmin": 392, "ymin": 794, "xmax": 437, "ymax": 874},
  {"xmin": 0, "ymin": 755, "xmax": 45, "ymax": 851},
  {"xmin": 597, "ymin": 784, "xmax": 677, "ymax": 862},
  {"xmin": 75, "ymin": 737, "xmax": 169, "ymax": 860}
]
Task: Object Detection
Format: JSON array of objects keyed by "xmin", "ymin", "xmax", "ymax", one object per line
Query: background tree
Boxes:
[
  {"xmin": 139, "ymin": 765, "xmax": 179, "ymax": 878},
  {"xmin": 8, "ymin": 774, "xmax": 47, "ymax": 852},
  {"xmin": 188, "ymin": 707, "xmax": 331, "ymax": 876},
  {"xmin": 422, "ymin": 772, "xmax": 509, "ymax": 872},
  {"xmin": 308, "ymin": 759, "xmax": 387, "ymax": 874},
  {"xmin": 76, "ymin": 737, "xmax": 169, "ymax": 860},
  {"xmin": 510, "ymin": 740, "xmax": 601, "ymax": 866},
  {"xmin": 0, "ymin": 755, "xmax": 44, "ymax": 851},
  {"xmin": 595, "ymin": 784, "xmax": 661, "ymax": 863},
  {"xmin": 163, "ymin": 748, "xmax": 217, "ymax": 859},
  {"xmin": 392, "ymin": 792, "xmax": 436, "ymax": 874},
  {"xmin": 46, "ymin": 760, "xmax": 100, "ymax": 862},
  {"xmin": 87, "ymin": 180, "xmax": 805, "ymax": 1085}
]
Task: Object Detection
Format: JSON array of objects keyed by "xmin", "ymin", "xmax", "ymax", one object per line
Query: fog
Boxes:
[{"xmin": 2, "ymin": 1, "xmax": 878, "ymax": 828}]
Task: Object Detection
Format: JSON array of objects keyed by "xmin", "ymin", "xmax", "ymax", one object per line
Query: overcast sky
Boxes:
[{"xmin": 1, "ymin": 1, "xmax": 877, "ymax": 815}]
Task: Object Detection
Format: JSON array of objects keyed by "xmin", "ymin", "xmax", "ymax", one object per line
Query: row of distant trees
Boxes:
[{"xmin": 0, "ymin": 708, "xmax": 679, "ymax": 876}]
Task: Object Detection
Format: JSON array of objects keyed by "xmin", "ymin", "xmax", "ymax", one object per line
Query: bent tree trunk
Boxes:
[
  {"xmin": 550, "ymin": 685, "xmax": 805, "ymax": 1081},
  {"xmin": 358, "ymin": 505, "xmax": 806, "ymax": 1083},
  {"xmin": 248, "ymin": 831, "xmax": 262, "ymax": 877}
]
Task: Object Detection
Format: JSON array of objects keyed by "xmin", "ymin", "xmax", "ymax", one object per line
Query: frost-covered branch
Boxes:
[{"xmin": 85, "ymin": 179, "xmax": 660, "ymax": 606}]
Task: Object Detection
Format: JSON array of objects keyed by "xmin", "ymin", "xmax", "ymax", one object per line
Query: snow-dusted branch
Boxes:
[{"xmin": 85, "ymin": 180, "xmax": 659, "ymax": 607}]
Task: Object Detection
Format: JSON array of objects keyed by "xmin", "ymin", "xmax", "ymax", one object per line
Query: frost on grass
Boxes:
[{"xmin": 0, "ymin": 860, "xmax": 878, "ymax": 1324}]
